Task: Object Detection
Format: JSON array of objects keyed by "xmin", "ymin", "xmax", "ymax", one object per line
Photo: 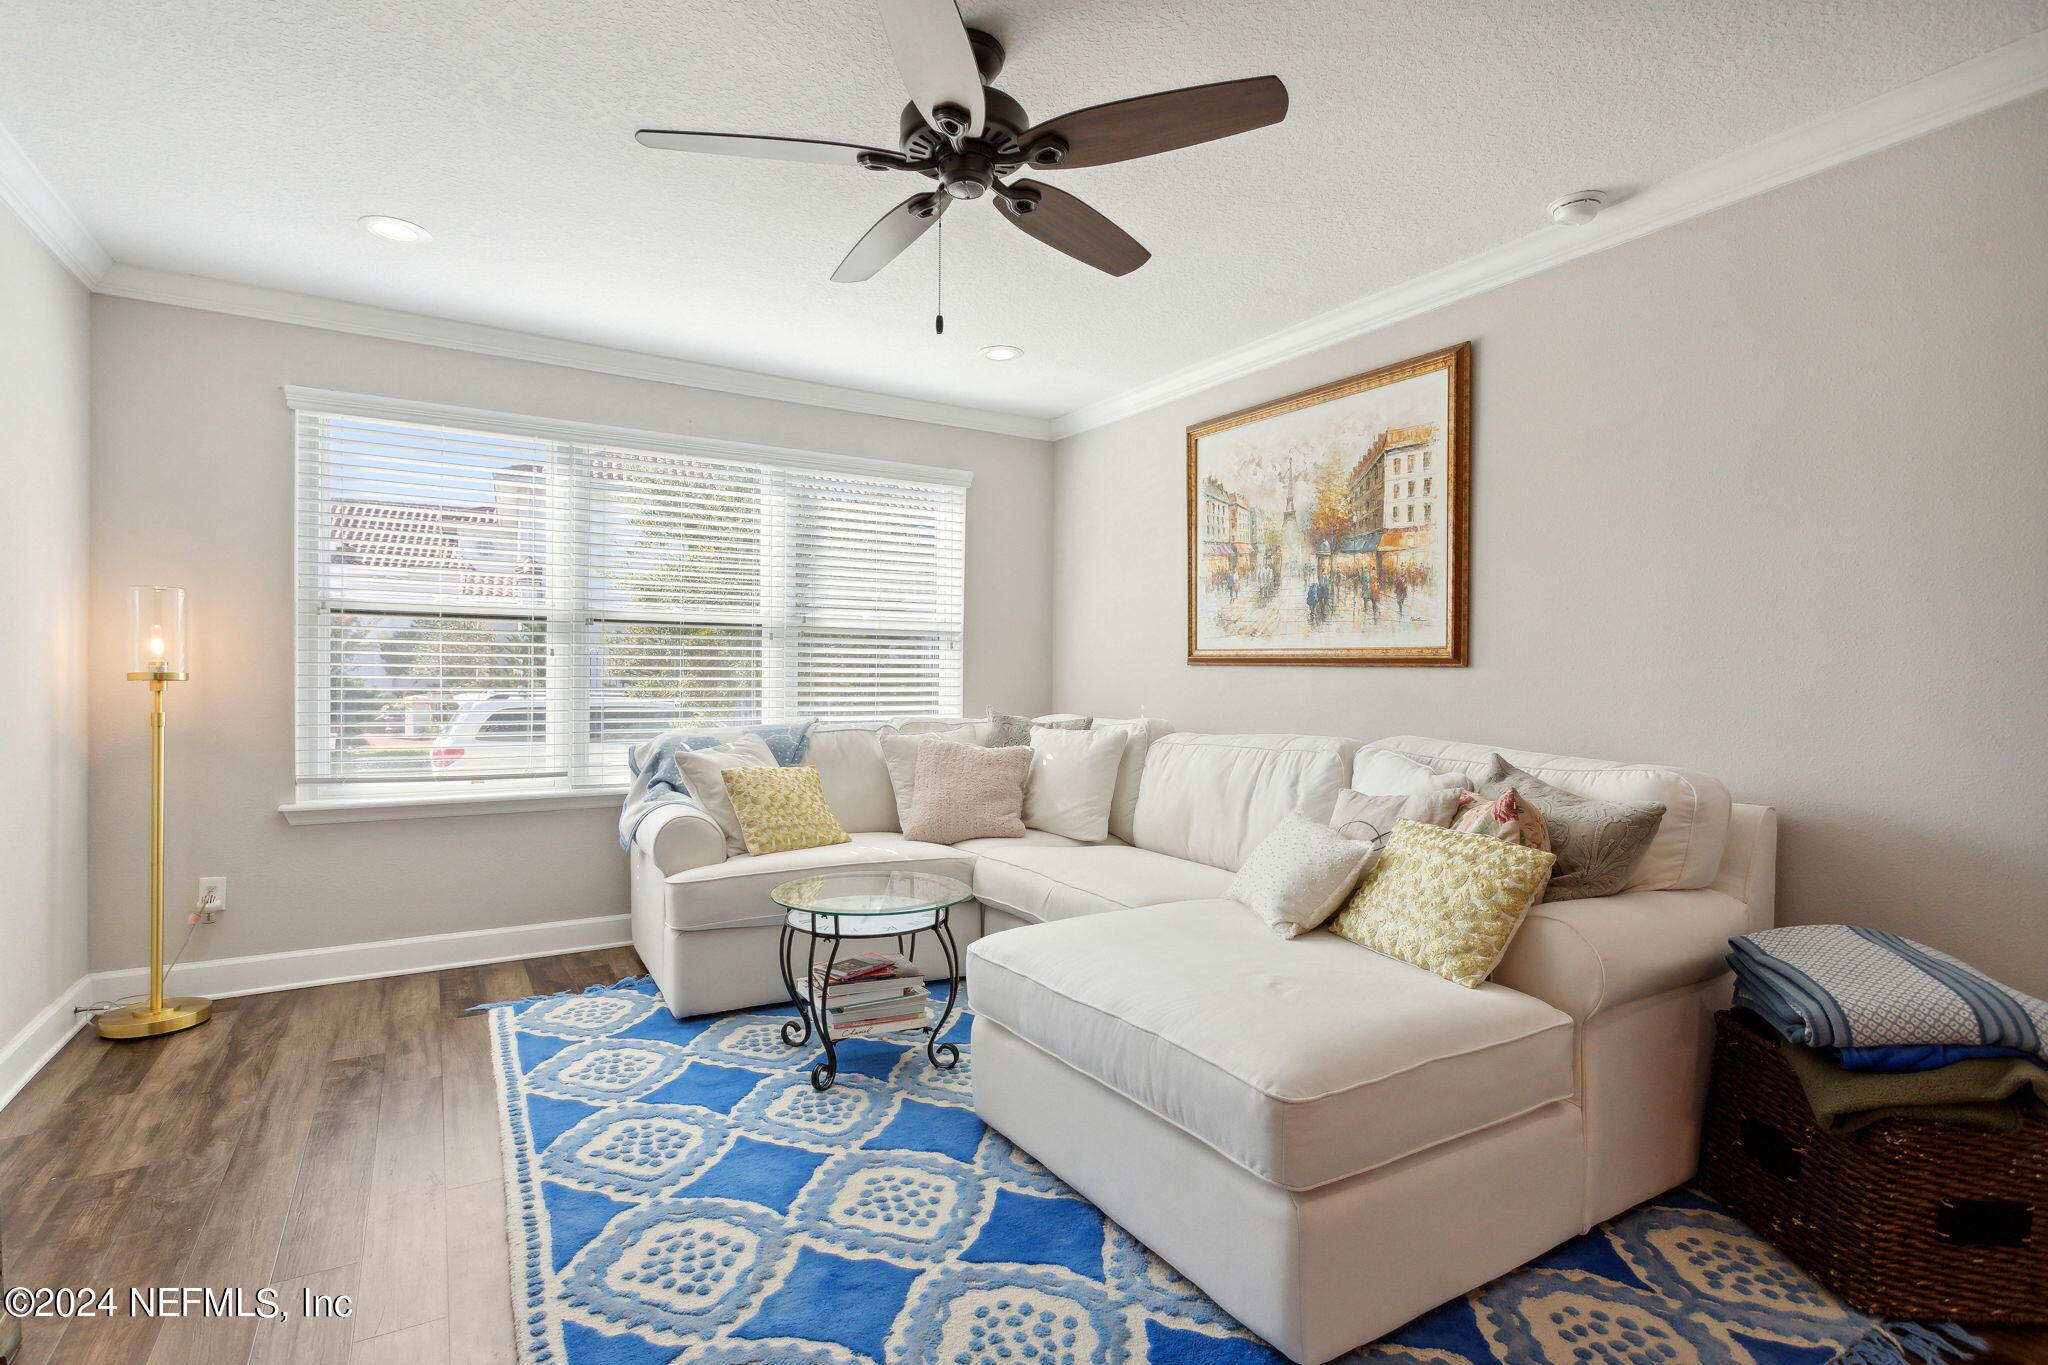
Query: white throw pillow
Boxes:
[
  {"xmin": 1088, "ymin": 717, "xmax": 1171, "ymax": 844},
  {"xmin": 673, "ymin": 733, "xmax": 779, "ymax": 855},
  {"xmin": 1351, "ymin": 749, "xmax": 1471, "ymax": 798},
  {"xmin": 1227, "ymin": 811, "xmax": 1377, "ymax": 940},
  {"xmin": 1023, "ymin": 725, "xmax": 1130, "ymax": 843},
  {"xmin": 880, "ymin": 726, "xmax": 981, "ymax": 826}
]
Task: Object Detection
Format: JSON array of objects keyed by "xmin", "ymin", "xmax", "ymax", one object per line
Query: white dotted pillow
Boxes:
[{"xmin": 1227, "ymin": 811, "xmax": 1378, "ymax": 940}]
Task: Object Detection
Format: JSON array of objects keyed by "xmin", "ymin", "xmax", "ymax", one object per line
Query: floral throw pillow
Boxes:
[
  {"xmin": 1453, "ymin": 788, "xmax": 1552, "ymax": 853},
  {"xmin": 1329, "ymin": 820, "xmax": 1556, "ymax": 988},
  {"xmin": 721, "ymin": 765, "xmax": 851, "ymax": 857}
]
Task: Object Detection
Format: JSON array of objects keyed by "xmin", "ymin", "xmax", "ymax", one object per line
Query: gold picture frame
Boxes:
[{"xmin": 1186, "ymin": 341, "xmax": 1470, "ymax": 667}]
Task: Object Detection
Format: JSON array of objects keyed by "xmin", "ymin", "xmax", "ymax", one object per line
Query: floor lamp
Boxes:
[{"xmin": 95, "ymin": 586, "xmax": 211, "ymax": 1040}]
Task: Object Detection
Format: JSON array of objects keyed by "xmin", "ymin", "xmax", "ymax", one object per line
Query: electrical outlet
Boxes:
[{"xmin": 197, "ymin": 876, "xmax": 227, "ymax": 922}]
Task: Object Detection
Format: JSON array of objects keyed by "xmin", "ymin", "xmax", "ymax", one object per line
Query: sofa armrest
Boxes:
[
  {"xmin": 1709, "ymin": 803, "xmax": 1777, "ymax": 934},
  {"xmin": 634, "ymin": 803, "xmax": 728, "ymax": 876},
  {"xmin": 1490, "ymin": 888, "xmax": 1749, "ymax": 1020}
]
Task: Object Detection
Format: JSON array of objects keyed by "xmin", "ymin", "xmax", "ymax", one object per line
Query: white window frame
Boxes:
[{"xmin": 280, "ymin": 388, "xmax": 970, "ymax": 823}]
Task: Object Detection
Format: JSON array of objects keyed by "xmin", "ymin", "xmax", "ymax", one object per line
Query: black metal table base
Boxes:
[{"xmin": 777, "ymin": 908, "xmax": 963, "ymax": 1091}]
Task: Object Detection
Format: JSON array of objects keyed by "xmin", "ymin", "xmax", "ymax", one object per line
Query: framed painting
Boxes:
[{"xmin": 1186, "ymin": 341, "xmax": 1470, "ymax": 666}]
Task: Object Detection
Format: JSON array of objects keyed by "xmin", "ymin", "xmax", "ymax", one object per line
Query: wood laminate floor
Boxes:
[
  {"xmin": 0, "ymin": 946, "xmax": 641, "ymax": 1365},
  {"xmin": 1, "ymin": 947, "xmax": 2042, "ymax": 1365}
]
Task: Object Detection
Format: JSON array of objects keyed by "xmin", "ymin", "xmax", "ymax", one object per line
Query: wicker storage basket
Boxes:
[{"xmin": 1698, "ymin": 1009, "xmax": 2046, "ymax": 1323}]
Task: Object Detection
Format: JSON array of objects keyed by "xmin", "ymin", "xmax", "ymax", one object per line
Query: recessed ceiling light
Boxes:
[
  {"xmin": 359, "ymin": 215, "xmax": 431, "ymax": 243},
  {"xmin": 980, "ymin": 345, "xmax": 1024, "ymax": 362}
]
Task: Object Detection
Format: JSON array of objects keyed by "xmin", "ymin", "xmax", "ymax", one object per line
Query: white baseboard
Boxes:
[
  {"xmin": 90, "ymin": 912, "xmax": 633, "ymax": 1004},
  {"xmin": 0, "ymin": 913, "xmax": 631, "ymax": 1115},
  {"xmin": 0, "ymin": 975, "xmax": 95, "ymax": 1114}
]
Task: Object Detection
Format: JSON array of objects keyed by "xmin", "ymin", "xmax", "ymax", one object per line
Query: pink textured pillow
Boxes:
[{"xmin": 902, "ymin": 740, "xmax": 1031, "ymax": 844}]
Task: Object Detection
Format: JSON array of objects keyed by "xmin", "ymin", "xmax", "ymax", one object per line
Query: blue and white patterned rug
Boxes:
[{"xmin": 486, "ymin": 978, "xmax": 1976, "ymax": 1365}]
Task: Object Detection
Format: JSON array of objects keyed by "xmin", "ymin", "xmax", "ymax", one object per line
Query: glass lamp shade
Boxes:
[{"xmin": 127, "ymin": 585, "xmax": 188, "ymax": 678}]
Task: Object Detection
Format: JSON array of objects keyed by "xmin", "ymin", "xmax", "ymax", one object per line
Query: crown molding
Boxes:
[
  {"xmin": 13, "ymin": 24, "xmax": 2043, "ymax": 447},
  {"xmin": 94, "ymin": 263, "xmax": 1057, "ymax": 441},
  {"xmin": 0, "ymin": 122, "xmax": 111, "ymax": 286},
  {"xmin": 1050, "ymin": 26, "xmax": 2048, "ymax": 439}
]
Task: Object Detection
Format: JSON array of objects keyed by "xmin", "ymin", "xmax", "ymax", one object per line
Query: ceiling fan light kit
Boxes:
[{"xmin": 634, "ymin": 0, "xmax": 1287, "ymax": 284}]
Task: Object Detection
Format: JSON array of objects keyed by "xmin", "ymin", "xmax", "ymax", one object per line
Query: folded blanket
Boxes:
[
  {"xmin": 1775, "ymin": 1036, "xmax": 2048, "ymax": 1133},
  {"xmin": 617, "ymin": 720, "xmax": 814, "ymax": 851},
  {"xmin": 1834, "ymin": 1042, "xmax": 2045, "ymax": 1073},
  {"xmin": 1728, "ymin": 924, "xmax": 2048, "ymax": 1063}
]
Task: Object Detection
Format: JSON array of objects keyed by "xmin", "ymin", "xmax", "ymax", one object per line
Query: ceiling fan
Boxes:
[{"xmin": 634, "ymin": 0, "xmax": 1287, "ymax": 281}]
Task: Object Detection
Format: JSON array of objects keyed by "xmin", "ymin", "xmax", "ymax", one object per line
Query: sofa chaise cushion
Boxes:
[
  {"xmin": 969, "ymin": 841, "xmax": 1233, "ymax": 923},
  {"xmin": 968, "ymin": 900, "xmax": 1576, "ymax": 1190},
  {"xmin": 662, "ymin": 831, "xmax": 972, "ymax": 931}
]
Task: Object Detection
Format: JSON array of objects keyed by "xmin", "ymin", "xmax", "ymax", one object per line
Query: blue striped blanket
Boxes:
[
  {"xmin": 1729, "ymin": 924, "xmax": 2048, "ymax": 1064},
  {"xmin": 616, "ymin": 720, "xmax": 814, "ymax": 851}
]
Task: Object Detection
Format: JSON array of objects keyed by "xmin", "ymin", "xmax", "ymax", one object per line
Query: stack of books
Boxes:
[{"xmin": 809, "ymin": 952, "xmax": 929, "ymax": 1039}]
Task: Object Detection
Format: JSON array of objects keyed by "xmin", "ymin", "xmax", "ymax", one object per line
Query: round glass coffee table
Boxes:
[{"xmin": 771, "ymin": 870, "xmax": 973, "ymax": 1092}]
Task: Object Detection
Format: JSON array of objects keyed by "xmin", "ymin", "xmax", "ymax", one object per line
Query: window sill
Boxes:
[{"xmin": 279, "ymin": 788, "xmax": 625, "ymax": 825}]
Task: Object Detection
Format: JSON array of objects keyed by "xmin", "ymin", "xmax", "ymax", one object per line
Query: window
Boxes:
[{"xmin": 290, "ymin": 390, "xmax": 969, "ymax": 806}]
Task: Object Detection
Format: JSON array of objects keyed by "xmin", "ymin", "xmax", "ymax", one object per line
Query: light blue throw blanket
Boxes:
[
  {"xmin": 617, "ymin": 720, "xmax": 815, "ymax": 851},
  {"xmin": 1729, "ymin": 924, "xmax": 2048, "ymax": 1063}
]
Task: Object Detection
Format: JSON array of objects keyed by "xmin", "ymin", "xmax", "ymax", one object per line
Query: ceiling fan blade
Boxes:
[
  {"xmin": 1019, "ymin": 75, "xmax": 1287, "ymax": 169},
  {"xmin": 832, "ymin": 193, "xmax": 949, "ymax": 282},
  {"xmin": 635, "ymin": 129, "xmax": 893, "ymax": 165},
  {"xmin": 997, "ymin": 180, "xmax": 1150, "ymax": 276},
  {"xmin": 878, "ymin": 0, "xmax": 985, "ymax": 139}
]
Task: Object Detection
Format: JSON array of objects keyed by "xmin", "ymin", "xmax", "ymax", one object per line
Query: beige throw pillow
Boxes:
[
  {"xmin": 673, "ymin": 733, "xmax": 779, "ymax": 855},
  {"xmin": 1329, "ymin": 788, "xmax": 1463, "ymax": 846},
  {"xmin": 901, "ymin": 740, "xmax": 1032, "ymax": 844},
  {"xmin": 880, "ymin": 725, "xmax": 981, "ymax": 826},
  {"xmin": 1328, "ymin": 820, "xmax": 1556, "ymax": 988}
]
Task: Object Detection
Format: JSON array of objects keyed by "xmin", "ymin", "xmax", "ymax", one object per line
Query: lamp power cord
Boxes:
[{"xmin": 77, "ymin": 907, "xmax": 206, "ymax": 1017}]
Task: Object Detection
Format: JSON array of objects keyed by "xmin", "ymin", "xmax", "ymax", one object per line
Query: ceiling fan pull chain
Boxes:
[{"xmin": 934, "ymin": 219, "xmax": 944, "ymax": 335}]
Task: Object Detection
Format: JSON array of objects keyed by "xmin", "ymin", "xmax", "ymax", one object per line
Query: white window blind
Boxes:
[{"xmin": 289, "ymin": 390, "xmax": 968, "ymax": 805}]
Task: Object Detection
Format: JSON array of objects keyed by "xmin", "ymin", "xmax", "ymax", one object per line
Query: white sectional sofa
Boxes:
[{"xmin": 625, "ymin": 719, "xmax": 1775, "ymax": 1364}]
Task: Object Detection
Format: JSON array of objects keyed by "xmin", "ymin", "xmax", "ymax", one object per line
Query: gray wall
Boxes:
[
  {"xmin": 88, "ymin": 298, "xmax": 1054, "ymax": 969},
  {"xmin": 1051, "ymin": 94, "xmax": 2048, "ymax": 992},
  {"xmin": 0, "ymin": 203, "xmax": 91, "ymax": 1045}
]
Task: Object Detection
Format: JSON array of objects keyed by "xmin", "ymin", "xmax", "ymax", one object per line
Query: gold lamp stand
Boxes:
[{"xmin": 97, "ymin": 587, "xmax": 211, "ymax": 1041}]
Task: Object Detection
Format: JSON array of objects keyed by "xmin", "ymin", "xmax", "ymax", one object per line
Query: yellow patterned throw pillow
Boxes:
[
  {"xmin": 1327, "ymin": 819, "xmax": 1556, "ymax": 988},
  {"xmin": 720, "ymin": 765, "xmax": 851, "ymax": 857}
]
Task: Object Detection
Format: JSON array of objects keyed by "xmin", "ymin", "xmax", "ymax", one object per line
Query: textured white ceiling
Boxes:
[{"xmin": 3, "ymin": 1, "xmax": 2043, "ymax": 420}]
